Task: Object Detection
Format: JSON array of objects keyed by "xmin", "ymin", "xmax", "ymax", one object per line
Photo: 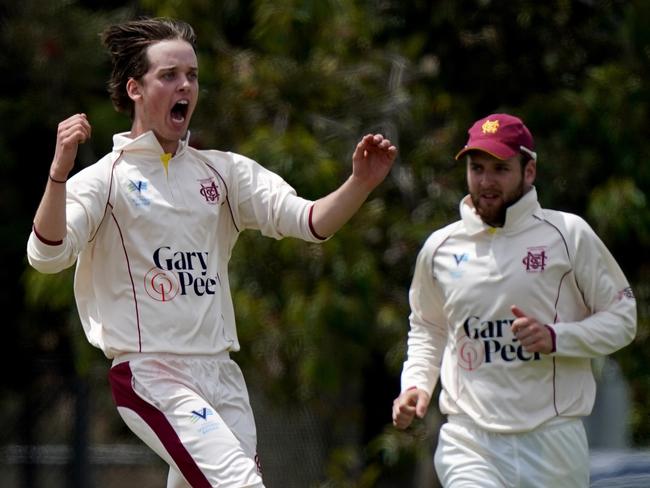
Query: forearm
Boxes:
[
  {"xmin": 554, "ymin": 306, "xmax": 636, "ymax": 357},
  {"xmin": 401, "ymin": 315, "xmax": 446, "ymax": 395},
  {"xmin": 33, "ymin": 178, "xmax": 68, "ymax": 243},
  {"xmin": 309, "ymin": 174, "xmax": 373, "ymax": 238},
  {"xmin": 33, "ymin": 113, "xmax": 90, "ymax": 242}
]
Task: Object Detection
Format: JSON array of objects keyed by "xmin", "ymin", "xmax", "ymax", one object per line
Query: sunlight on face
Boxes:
[
  {"xmin": 129, "ymin": 39, "xmax": 199, "ymax": 153},
  {"xmin": 467, "ymin": 152, "xmax": 535, "ymax": 227}
]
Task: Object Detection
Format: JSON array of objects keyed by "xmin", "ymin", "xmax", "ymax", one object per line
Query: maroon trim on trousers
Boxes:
[
  {"xmin": 32, "ymin": 225, "xmax": 63, "ymax": 246},
  {"xmin": 108, "ymin": 362, "xmax": 212, "ymax": 488},
  {"xmin": 308, "ymin": 204, "xmax": 327, "ymax": 241}
]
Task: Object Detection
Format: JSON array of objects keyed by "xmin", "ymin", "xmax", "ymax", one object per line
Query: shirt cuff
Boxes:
[
  {"xmin": 545, "ymin": 324, "xmax": 557, "ymax": 353},
  {"xmin": 308, "ymin": 204, "xmax": 328, "ymax": 241},
  {"xmin": 32, "ymin": 225, "xmax": 63, "ymax": 246}
]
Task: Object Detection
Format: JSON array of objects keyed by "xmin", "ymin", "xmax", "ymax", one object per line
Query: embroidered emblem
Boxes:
[
  {"xmin": 617, "ymin": 287, "xmax": 635, "ymax": 301},
  {"xmin": 199, "ymin": 177, "xmax": 220, "ymax": 204},
  {"xmin": 190, "ymin": 407, "xmax": 214, "ymax": 423},
  {"xmin": 451, "ymin": 252, "xmax": 469, "ymax": 279},
  {"xmin": 190, "ymin": 407, "xmax": 219, "ymax": 435},
  {"xmin": 126, "ymin": 179, "xmax": 151, "ymax": 207},
  {"xmin": 481, "ymin": 119, "xmax": 500, "ymax": 134},
  {"xmin": 522, "ymin": 246, "xmax": 548, "ymax": 272},
  {"xmin": 128, "ymin": 179, "xmax": 147, "ymax": 193}
]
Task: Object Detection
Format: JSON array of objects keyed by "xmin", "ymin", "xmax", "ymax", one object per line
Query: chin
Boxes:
[
  {"xmin": 477, "ymin": 209, "xmax": 505, "ymax": 227},
  {"xmin": 165, "ymin": 129, "xmax": 188, "ymax": 142}
]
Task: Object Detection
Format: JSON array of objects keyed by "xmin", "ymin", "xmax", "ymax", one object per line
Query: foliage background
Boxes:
[{"xmin": 1, "ymin": 0, "xmax": 649, "ymax": 486}]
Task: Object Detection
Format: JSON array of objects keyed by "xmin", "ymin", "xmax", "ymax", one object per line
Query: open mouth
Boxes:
[
  {"xmin": 171, "ymin": 100, "xmax": 189, "ymax": 123},
  {"xmin": 480, "ymin": 191, "xmax": 501, "ymax": 201}
]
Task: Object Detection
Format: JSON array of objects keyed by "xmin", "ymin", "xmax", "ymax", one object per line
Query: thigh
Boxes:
[
  {"xmin": 208, "ymin": 358, "xmax": 259, "ymax": 460},
  {"xmin": 167, "ymin": 467, "xmax": 191, "ymax": 488},
  {"xmin": 110, "ymin": 359, "xmax": 264, "ymax": 488},
  {"xmin": 518, "ymin": 420, "xmax": 589, "ymax": 488},
  {"xmin": 435, "ymin": 422, "xmax": 510, "ymax": 488}
]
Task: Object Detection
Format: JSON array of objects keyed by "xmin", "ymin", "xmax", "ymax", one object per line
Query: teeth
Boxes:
[{"xmin": 177, "ymin": 100, "xmax": 189, "ymax": 105}]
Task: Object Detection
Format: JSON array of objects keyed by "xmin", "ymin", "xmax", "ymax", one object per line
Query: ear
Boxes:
[
  {"xmin": 126, "ymin": 77, "xmax": 142, "ymax": 102},
  {"xmin": 524, "ymin": 159, "xmax": 536, "ymax": 186}
]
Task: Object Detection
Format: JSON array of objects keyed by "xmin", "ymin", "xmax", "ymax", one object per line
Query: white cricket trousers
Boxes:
[
  {"xmin": 434, "ymin": 415, "xmax": 589, "ymax": 488},
  {"xmin": 109, "ymin": 352, "xmax": 265, "ymax": 488}
]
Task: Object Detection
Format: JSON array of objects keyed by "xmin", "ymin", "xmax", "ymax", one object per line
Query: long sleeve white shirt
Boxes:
[
  {"xmin": 27, "ymin": 131, "xmax": 325, "ymax": 358},
  {"xmin": 401, "ymin": 188, "xmax": 636, "ymax": 433}
]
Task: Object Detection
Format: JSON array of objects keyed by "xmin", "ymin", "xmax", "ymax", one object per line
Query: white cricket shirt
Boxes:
[
  {"xmin": 401, "ymin": 188, "xmax": 636, "ymax": 433},
  {"xmin": 28, "ymin": 131, "xmax": 326, "ymax": 358}
]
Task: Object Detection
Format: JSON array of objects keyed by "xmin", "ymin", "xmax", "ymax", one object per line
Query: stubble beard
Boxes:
[{"xmin": 471, "ymin": 178, "xmax": 526, "ymax": 228}]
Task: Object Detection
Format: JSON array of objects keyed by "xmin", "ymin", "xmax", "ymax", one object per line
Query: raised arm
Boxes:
[
  {"xmin": 309, "ymin": 133, "xmax": 397, "ymax": 238},
  {"xmin": 32, "ymin": 114, "xmax": 91, "ymax": 243}
]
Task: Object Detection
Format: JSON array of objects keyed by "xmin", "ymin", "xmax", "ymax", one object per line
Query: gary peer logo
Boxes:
[
  {"xmin": 144, "ymin": 246, "xmax": 219, "ymax": 301},
  {"xmin": 198, "ymin": 177, "xmax": 220, "ymax": 205},
  {"xmin": 457, "ymin": 315, "xmax": 542, "ymax": 371},
  {"xmin": 522, "ymin": 246, "xmax": 548, "ymax": 272},
  {"xmin": 457, "ymin": 335, "xmax": 484, "ymax": 371}
]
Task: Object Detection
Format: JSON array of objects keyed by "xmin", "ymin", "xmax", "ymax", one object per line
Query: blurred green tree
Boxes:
[{"xmin": 5, "ymin": 0, "xmax": 650, "ymax": 485}]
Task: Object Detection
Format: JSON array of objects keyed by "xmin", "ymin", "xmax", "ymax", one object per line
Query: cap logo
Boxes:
[{"xmin": 481, "ymin": 119, "xmax": 500, "ymax": 134}]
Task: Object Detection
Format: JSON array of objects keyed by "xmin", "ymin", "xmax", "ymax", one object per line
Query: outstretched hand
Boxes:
[
  {"xmin": 50, "ymin": 113, "xmax": 92, "ymax": 181},
  {"xmin": 351, "ymin": 134, "xmax": 397, "ymax": 192},
  {"xmin": 298, "ymin": 133, "xmax": 397, "ymax": 239}
]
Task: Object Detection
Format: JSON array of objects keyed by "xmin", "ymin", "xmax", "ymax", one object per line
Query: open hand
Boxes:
[{"xmin": 351, "ymin": 133, "xmax": 397, "ymax": 192}]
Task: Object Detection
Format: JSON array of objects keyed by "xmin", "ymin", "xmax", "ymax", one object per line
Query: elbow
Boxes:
[
  {"xmin": 619, "ymin": 304, "xmax": 638, "ymax": 347},
  {"xmin": 27, "ymin": 232, "xmax": 75, "ymax": 274},
  {"xmin": 27, "ymin": 255, "xmax": 68, "ymax": 275},
  {"xmin": 625, "ymin": 318, "xmax": 638, "ymax": 346}
]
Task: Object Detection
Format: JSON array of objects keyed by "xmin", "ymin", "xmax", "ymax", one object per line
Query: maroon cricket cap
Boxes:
[{"xmin": 455, "ymin": 113, "xmax": 536, "ymax": 161}]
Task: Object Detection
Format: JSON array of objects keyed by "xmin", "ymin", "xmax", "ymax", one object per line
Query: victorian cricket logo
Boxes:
[
  {"xmin": 190, "ymin": 407, "xmax": 220, "ymax": 436},
  {"xmin": 190, "ymin": 407, "xmax": 214, "ymax": 423},
  {"xmin": 126, "ymin": 179, "xmax": 151, "ymax": 207},
  {"xmin": 451, "ymin": 252, "xmax": 469, "ymax": 278}
]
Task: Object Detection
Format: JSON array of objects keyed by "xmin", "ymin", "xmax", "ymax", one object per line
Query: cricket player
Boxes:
[
  {"xmin": 26, "ymin": 17, "xmax": 397, "ymax": 488},
  {"xmin": 392, "ymin": 113, "xmax": 636, "ymax": 487}
]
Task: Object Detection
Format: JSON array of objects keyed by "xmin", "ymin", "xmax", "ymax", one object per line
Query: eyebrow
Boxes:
[{"xmin": 157, "ymin": 65, "xmax": 199, "ymax": 72}]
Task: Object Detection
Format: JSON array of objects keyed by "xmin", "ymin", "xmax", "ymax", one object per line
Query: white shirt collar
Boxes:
[
  {"xmin": 460, "ymin": 186, "xmax": 541, "ymax": 235},
  {"xmin": 112, "ymin": 130, "xmax": 191, "ymax": 156}
]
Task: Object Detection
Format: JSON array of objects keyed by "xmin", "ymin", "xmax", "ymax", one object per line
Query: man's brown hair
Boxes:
[{"xmin": 101, "ymin": 17, "xmax": 197, "ymax": 118}]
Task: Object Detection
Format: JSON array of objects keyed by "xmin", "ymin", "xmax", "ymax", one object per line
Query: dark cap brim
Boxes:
[{"xmin": 454, "ymin": 141, "xmax": 519, "ymax": 161}]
